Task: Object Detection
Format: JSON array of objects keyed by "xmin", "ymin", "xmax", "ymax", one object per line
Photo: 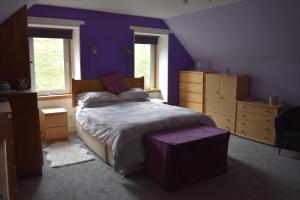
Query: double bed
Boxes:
[{"xmin": 72, "ymin": 78, "xmax": 215, "ymax": 175}]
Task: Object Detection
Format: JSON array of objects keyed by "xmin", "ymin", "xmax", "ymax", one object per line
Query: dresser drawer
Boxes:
[
  {"xmin": 238, "ymin": 103, "xmax": 277, "ymax": 117},
  {"xmin": 236, "ymin": 125, "xmax": 274, "ymax": 145},
  {"xmin": 237, "ymin": 111, "xmax": 274, "ymax": 127},
  {"xmin": 44, "ymin": 114, "xmax": 68, "ymax": 128},
  {"xmin": 45, "ymin": 126, "xmax": 68, "ymax": 141},
  {"xmin": 180, "ymin": 72, "xmax": 203, "ymax": 84},
  {"xmin": 180, "ymin": 91, "xmax": 203, "ymax": 104},
  {"xmin": 180, "ymin": 100, "xmax": 203, "ymax": 112},
  {"xmin": 206, "ymin": 112, "xmax": 235, "ymax": 132},
  {"xmin": 236, "ymin": 119, "xmax": 274, "ymax": 136},
  {"xmin": 179, "ymin": 82, "xmax": 203, "ymax": 93}
]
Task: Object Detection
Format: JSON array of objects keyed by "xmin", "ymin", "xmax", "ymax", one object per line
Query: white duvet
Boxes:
[{"xmin": 76, "ymin": 101, "xmax": 215, "ymax": 170}]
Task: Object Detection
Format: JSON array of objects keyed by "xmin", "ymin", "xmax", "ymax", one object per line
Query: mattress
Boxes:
[{"xmin": 76, "ymin": 101, "xmax": 215, "ymax": 170}]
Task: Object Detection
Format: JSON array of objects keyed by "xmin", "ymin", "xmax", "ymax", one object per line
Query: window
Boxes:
[
  {"xmin": 134, "ymin": 35, "xmax": 158, "ymax": 89},
  {"xmin": 29, "ymin": 37, "xmax": 70, "ymax": 95}
]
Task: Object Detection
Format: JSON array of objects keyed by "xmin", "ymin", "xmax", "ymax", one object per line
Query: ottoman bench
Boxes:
[{"xmin": 143, "ymin": 125, "xmax": 230, "ymax": 191}]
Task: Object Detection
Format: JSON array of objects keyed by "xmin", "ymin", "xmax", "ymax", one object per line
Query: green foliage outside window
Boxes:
[
  {"xmin": 134, "ymin": 44, "xmax": 151, "ymax": 88},
  {"xmin": 33, "ymin": 38, "xmax": 66, "ymax": 92}
]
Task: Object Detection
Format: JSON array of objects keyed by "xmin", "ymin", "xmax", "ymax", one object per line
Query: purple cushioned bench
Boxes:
[{"xmin": 143, "ymin": 125, "xmax": 230, "ymax": 191}]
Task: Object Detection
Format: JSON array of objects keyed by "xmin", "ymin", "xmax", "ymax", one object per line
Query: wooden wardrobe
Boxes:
[
  {"xmin": 0, "ymin": 6, "xmax": 43, "ymax": 179},
  {"xmin": 0, "ymin": 102, "xmax": 16, "ymax": 200},
  {"xmin": 204, "ymin": 74, "xmax": 250, "ymax": 132}
]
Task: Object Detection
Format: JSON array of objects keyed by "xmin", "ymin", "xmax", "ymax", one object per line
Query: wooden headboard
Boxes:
[{"xmin": 72, "ymin": 77, "xmax": 144, "ymax": 107}]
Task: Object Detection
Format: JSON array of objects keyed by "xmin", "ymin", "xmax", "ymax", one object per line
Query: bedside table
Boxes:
[{"xmin": 40, "ymin": 108, "xmax": 68, "ymax": 141}]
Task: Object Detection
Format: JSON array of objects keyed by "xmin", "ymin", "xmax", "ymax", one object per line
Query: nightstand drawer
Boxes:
[
  {"xmin": 45, "ymin": 126, "xmax": 68, "ymax": 140},
  {"xmin": 44, "ymin": 114, "xmax": 67, "ymax": 128}
]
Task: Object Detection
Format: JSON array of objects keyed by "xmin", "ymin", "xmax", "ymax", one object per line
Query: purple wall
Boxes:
[
  {"xmin": 165, "ymin": 0, "xmax": 300, "ymax": 105},
  {"xmin": 28, "ymin": 5, "xmax": 194, "ymax": 105}
]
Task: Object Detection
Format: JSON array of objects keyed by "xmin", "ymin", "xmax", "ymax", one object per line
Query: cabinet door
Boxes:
[
  {"xmin": 219, "ymin": 77, "xmax": 236, "ymax": 116},
  {"xmin": 205, "ymin": 75, "xmax": 219, "ymax": 113}
]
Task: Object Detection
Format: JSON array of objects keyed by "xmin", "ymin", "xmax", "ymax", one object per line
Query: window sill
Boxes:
[
  {"xmin": 145, "ymin": 88, "xmax": 161, "ymax": 93},
  {"xmin": 38, "ymin": 94, "xmax": 72, "ymax": 101}
]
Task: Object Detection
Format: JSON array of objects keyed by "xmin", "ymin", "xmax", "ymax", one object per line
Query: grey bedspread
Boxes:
[{"xmin": 76, "ymin": 101, "xmax": 215, "ymax": 170}]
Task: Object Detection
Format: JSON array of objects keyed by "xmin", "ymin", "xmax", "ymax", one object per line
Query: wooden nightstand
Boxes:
[{"xmin": 40, "ymin": 108, "xmax": 68, "ymax": 141}]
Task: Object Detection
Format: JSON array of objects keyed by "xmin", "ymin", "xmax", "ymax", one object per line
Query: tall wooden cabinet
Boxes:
[
  {"xmin": 0, "ymin": 102, "xmax": 16, "ymax": 200},
  {"xmin": 1, "ymin": 91, "xmax": 43, "ymax": 179},
  {"xmin": 204, "ymin": 74, "xmax": 250, "ymax": 132},
  {"xmin": 179, "ymin": 71, "xmax": 204, "ymax": 112}
]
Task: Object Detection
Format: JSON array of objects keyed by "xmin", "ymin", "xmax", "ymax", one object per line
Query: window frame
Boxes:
[
  {"xmin": 29, "ymin": 37, "xmax": 71, "ymax": 96},
  {"xmin": 134, "ymin": 43, "xmax": 158, "ymax": 89}
]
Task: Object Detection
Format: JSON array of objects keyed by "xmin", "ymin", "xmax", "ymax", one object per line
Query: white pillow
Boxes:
[
  {"xmin": 78, "ymin": 91, "xmax": 120, "ymax": 106},
  {"xmin": 118, "ymin": 88, "xmax": 149, "ymax": 101}
]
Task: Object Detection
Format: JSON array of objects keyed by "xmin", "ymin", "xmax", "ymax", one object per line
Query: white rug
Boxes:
[{"xmin": 44, "ymin": 142, "xmax": 95, "ymax": 168}]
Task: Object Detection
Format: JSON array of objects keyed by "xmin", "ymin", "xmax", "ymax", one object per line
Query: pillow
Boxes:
[
  {"xmin": 78, "ymin": 91, "xmax": 120, "ymax": 106},
  {"xmin": 100, "ymin": 73, "xmax": 128, "ymax": 94},
  {"xmin": 118, "ymin": 88, "xmax": 149, "ymax": 101},
  {"xmin": 82, "ymin": 101, "xmax": 118, "ymax": 108}
]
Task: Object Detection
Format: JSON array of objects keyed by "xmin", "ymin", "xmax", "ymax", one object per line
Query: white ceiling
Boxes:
[{"xmin": 32, "ymin": 0, "xmax": 241, "ymax": 19}]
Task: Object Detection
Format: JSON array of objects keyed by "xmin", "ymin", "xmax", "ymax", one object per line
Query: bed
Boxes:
[{"xmin": 72, "ymin": 77, "xmax": 215, "ymax": 175}]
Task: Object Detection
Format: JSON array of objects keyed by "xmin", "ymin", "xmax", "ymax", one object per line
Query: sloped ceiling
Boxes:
[
  {"xmin": 31, "ymin": 0, "xmax": 240, "ymax": 19},
  {"xmin": 165, "ymin": 0, "xmax": 300, "ymax": 105},
  {"xmin": 164, "ymin": 0, "xmax": 300, "ymax": 66}
]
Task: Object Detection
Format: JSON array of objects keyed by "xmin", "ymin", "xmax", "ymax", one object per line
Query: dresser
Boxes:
[
  {"xmin": 0, "ymin": 101, "xmax": 16, "ymax": 200},
  {"xmin": 1, "ymin": 91, "xmax": 43, "ymax": 179},
  {"xmin": 179, "ymin": 71, "xmax": 204, "ymax": 112},
  {"xmin": 40, "ymin": 108, "xmax": 68, "ymax": 141},
  {"xmin": 204, "ymin": 74, "xmax": 250, "ymax": 132},
  {"xmin": 236, "ymin": 101, "xmax": 285, "ymax": 145}
]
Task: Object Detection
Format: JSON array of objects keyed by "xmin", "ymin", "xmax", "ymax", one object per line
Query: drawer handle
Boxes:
[
  {"xmin": 241, "ymin": 122, "xmax": 246, "ymax": 126},
  {"xmin": 265, "ymin": 119, "xmax": 270, "ymax": 123},
  {"xmin": 266, "ymin": 110, "xmax": 271, "ymax": 114},
  {"xmin": 220, "ymin": 96, "xmax": 224, "ymax": 99},
  {"xmin": 264, "ymin": 128, "xmax": 271, "ymax": 132},
  {"xmin": 241, "ymin": 130, "xmax": 246, "ymax": 135},
  {"xmin": 215, "ymin": 91, "xmax": 219, "ymax": 94},
  {"xmin": 226, "ymin": 126, "xmax": 230, "ymax": 129},
  {"xmin": 226, "ymin": 118, "xmax": 230, "ymax": 122},
  {"xmin": 242, "ymin": 114, "xmax": 247, "ymax": 118},
  {"xmin": 242, "ymin": 105, "xmax": 246, "ymax": 109}
]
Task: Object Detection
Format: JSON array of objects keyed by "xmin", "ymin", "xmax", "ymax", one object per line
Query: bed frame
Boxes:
[{"xmin": 72, "ymin": 77, "xmax": 145, "ymax": 175}]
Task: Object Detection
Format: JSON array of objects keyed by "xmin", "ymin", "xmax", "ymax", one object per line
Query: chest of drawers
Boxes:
[
  {"xmin": 179, "ymin": 71, "xmax": 204, "ymax": 112},
  {"xmin": 235, "ymin": 101, "xmax": 284, "ymax": 145}
]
